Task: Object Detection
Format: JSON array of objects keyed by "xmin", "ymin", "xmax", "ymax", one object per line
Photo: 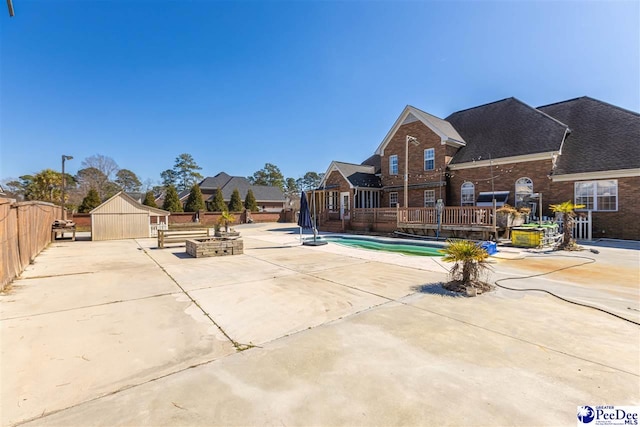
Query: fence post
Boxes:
[{"xmin": 587, "ymin": 210, "xmax": 592, "ymax": 241}]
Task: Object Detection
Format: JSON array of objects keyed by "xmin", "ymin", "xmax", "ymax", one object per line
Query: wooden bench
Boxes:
[{"xmin": 157, "ymin": 228, "xmax": 212, "ymax": 248}]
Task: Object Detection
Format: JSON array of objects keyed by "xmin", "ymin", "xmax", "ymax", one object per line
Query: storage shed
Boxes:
[{"xmin": 90, "ymin": 192, "xmax": 170, "ymax": 241}]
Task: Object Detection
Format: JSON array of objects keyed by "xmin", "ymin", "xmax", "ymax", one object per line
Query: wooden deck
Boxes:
[{"xmin": 318, "ymin": 206, "xmax": 497, "ymax": 237}]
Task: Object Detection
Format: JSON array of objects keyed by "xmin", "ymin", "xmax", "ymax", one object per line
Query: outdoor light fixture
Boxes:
[
  {"xmin": 7, "ymin": 0, "xmax": 14, "ymax": 17},
  {"xmin": 61, "ymin": 155, "xmax": 73, "ymax": 219},
  {"xmin": 404, "ymin": 135, "xmax": 419, "ymax": 208}
]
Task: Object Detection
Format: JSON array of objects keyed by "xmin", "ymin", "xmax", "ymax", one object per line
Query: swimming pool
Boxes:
[{"xmin": 321, "ymin": 235, "xmax": 444, "ymax": 257}]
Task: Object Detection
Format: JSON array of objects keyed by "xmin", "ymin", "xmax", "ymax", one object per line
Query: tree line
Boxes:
[{"xmin": 2, "ymin": 153, "xmax": 325, "ymax": 213}]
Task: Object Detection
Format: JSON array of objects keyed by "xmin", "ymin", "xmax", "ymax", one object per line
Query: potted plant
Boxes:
[
  {"xmin": 216, "ymin": 211, "xmax": 240, "ymax": 238},
  {"xmin": 496, "ymin": 204, "xmax": 529, "ymax": 228}
]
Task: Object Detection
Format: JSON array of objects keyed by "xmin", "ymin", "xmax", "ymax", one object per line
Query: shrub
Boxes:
[
  {"xmin": 244, "ymin": 189, "xmax": 258, "ymax": 212},
  {"xmin": 184, "ymin": 184, "xmax": 205, "ymax": 212},
  {"xmin": 142, "ymin": 191, "xmax": 157, "ymax": 208},
  {"xmin": 228, "ymin": 188, "xmax": 243, "ymax": 212},
  {"xmin": 162, "ymin": 185, "xmax": 183, "ymax": 212},
  {"xmin": 439, "ymin": 240, "xmax": 492, "ymax": 293},
  {"xmin": 209, "ymin": 187, "xmax": 227, "ymax": 212},
  {"xmin": 78, "ymin": 188, "xmax": 101, "ymax": 213}
]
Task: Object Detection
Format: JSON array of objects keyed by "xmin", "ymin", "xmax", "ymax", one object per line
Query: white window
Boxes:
[
  {"xmin": 424, "ymin": 190, "xmax": 435, "ymax": 207},
  {"xmin": 389, "ymin": 155, "xmax": 398, "ymax": 175},
  {"xmin": 515, "ymin": 177, "xmax": 533, "ymax": 207},
  {"xmin": 424, "ymin": 148, "xmax": 435, "ymax": 171},
  {"xmin": 389, "ymin": 192, "xmax": 398, "ymax": 207},
  {"xmin": 461, "ymin": 182, "xmax": 475, "ymax": 206},
  {"xmin": 326, "ymin": 191, "xmax": 339, "ymax": 211},
  {"xmin": 575, "ymin": 180, "xmax": 617, "ymax": 211}
]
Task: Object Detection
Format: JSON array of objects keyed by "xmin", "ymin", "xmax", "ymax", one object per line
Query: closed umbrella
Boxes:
[
  {"xmin": 298, "ymin": 191, "xmax": 313, "ymax": 241},
  {"xmin": 301, "ymin": 190, "xmax": 327, "ymax": 246}
]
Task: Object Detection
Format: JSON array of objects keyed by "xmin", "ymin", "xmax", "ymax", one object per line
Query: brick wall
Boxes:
[
  {"xmin": 449, "ymin": 159, "xmax": 555, "ymax": 216},
  {"xmin": 72, "ymin": 213, "xmax": 91, "ymax": 227},
  {"xmin": 549, "ymin": 176, "xmax": 640, "ymax": 240},
  {"xmin": 379, "ymin": 121, "xmax": 448, "ymax": 207}
]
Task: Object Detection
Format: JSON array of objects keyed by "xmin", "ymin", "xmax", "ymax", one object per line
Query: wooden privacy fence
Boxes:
[{"xmin": 0, "ymin": 199, "xmax": 63, "ymax": 290}]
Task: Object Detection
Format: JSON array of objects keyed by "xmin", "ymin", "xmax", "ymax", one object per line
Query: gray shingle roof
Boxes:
[
  {"xmin": 332, "ymin": 162, "xmax": 381, "ymax": 188},
  {"xmin": 361, "ymin": 154, "xmax": 381, "ymax": 174},
  {"xmin": 199, "ymin": 172, "xmax": 233, "ymax": 190},
  {"xmin": 199, "ymin": 172, "xmax": 285, "ymax": 202},
  {"xmin": 446, "ymin": 97, "xmax": 569, "ymax": 164},
  {"xmin": 538, "ymin": 97, "xmax": 640, "ymax": 175}
]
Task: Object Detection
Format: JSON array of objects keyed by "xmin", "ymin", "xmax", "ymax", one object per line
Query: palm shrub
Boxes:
[
  {"xmin": 218, "ymin": 211, "xmax": 235, "ymax": 232},
  {"xmin": 244, "ymin": 189, "xmax": 258, "ymax": 212},
  {"xmin": 162, "ymin": 185, "xmax": 183, "ymax": 212},
  {"xmin": 78, "ymin": 188, "xmax": 101, "ymax": 213},
  {"xmin": 184, "ymin": 184, "xmax": 205, "ymax": 212},
  {"xmin": 550, "ymin": 201, "xmax": 585, "ymax": 250},
  {"xmin": 142, "ymin": 191, "xmax": 157, "ymax": 208},
  {"xmin": 228, "ymin": 188, "xmax": 243, "ymax": 212},
  {"xmin": 440, "ymin": 239, "xmax": 491, "ymax": 293},
  {"xmin": 209, "ymin": 188, "xmax": 227, "ymax": 212}
]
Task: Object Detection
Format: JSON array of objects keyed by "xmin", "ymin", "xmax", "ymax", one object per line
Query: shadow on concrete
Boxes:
[
  {"xmin": 250, "ymin": 246, "xmax": 297, "ymax": 250},
  {"xmin": 411, "ymin": 283, "xmax": 463, "ymax": 298},
  {"xmin": 266, "ymin": 227, "xmax": 305, "ymax": 234},
  {"xmin": 172, "ymin": 252, "xmax": 192, "ymax": 259},
  {"xmin": 583, "ymin": 239, "xmax": 640, "ymax": 251}
]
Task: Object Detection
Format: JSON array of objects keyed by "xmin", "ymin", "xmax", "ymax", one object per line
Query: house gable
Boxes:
[
  {"xmin": 374, "ymin": 105, "xmax": 465, "ymax": 156},
  {"xmin": 319, "ymin": 161, "xmax": 379, "ymax": 190}
]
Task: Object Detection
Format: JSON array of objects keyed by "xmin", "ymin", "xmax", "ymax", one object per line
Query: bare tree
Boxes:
[{"xmin": 81, "ymin": 154, "xmax": 119, "ymax": 181}]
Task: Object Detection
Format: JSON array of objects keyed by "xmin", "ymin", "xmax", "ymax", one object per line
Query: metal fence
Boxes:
[{"xmin": 0, "ymin": 199, "xmax": 62, "ymax": 291}]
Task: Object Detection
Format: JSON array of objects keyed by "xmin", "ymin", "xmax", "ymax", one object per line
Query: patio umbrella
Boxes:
[{"xmin": 298, "ymin": 191, "xmax": 313, "ymax": 241}]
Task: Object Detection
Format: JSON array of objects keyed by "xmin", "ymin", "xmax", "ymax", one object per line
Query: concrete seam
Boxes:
[{"xmin": 136, "ymin": 242, "xmax": 252, "ymax": 351}]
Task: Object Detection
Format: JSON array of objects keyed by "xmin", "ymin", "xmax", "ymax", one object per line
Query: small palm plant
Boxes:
[
  {"xmin": 218, "ymin": 211, "xmax": 235, "ymax": 233},
  {"xmin": 440, "ymin": 239, "xmax": 491, "ymax": 294},
  {"xmin": 549, "ymin": 201, "xmax": 585, "ymax": 250}
]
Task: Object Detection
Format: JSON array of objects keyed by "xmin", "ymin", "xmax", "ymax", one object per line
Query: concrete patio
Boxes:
[{"xmin": 1, "ymin": 223, "xmax": 638, "ymax": 426}]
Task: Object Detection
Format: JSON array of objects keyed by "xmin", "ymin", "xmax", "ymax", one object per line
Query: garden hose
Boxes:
[{"xmin": 492, "ymin": 253, "xmax": 640, "ymax": 326}]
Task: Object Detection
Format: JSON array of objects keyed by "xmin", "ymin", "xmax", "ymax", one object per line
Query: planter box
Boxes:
[
  {"xmin": 214, "ymin": 230, "xmax": 241, "ymax": 239},
  {"xmin": 497, "ymin": 212, "xmax": 526, "ymax": 228},
  {"xmin": 186, "ymin": 237, "xmax": 244, "ymax": 258}
]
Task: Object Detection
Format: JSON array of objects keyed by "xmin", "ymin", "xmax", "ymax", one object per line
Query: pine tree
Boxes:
[
  {"xmin": 209, "ymin": 188, "xmax": 227, "ymax": 212},
  {"xmin": 244, "ymin": 189, "xmax": 258, "ymax": 212},
  {"xmin": 162, "ymin": 185, "xmax": 183, "ymax": 212},
  {"xmin": 228, "ymin": 188, "xmax": 243, "ymax": 212},
  {"xmin": 184, "ymin": 184, "xmax": 205, "ymax": 212},
  {"xmin": 142, "ymin": 191, "xmax": 158, "ymax": 208},
  {"xmin": 78, "ymin": 188, "xmax": 101, "ymax": 213}
]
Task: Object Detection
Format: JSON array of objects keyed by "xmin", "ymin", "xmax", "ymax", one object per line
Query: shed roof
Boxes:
[{"xmin": 90, "ymin": 192, "xmax": 170, "ymax": 216}]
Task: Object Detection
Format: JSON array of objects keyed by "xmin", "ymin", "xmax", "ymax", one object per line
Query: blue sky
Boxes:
[{"xmin": 1, "ymin": 0, "xmax": 638, "ymax": 187}]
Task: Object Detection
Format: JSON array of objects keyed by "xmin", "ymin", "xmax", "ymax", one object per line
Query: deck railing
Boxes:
[
  {"xmin": 352, "ymin": 208, "xmax": 398, "ymax": 223},
  {"xmin": 398, "ymin": 206, "xmax": 493, "ymax": 226},
  {"xmin": 322, "ymin": 206, "xmax": 495, "ymax": 228}
]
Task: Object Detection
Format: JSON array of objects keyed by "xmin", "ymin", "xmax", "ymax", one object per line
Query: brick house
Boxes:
[
  {"xmin": 180, "ymin": 172, "xmax": 286, "ymax": 212},
  {"xmin": 316, "ymin": 96, "xmax": 639, "ymax": 240}
]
